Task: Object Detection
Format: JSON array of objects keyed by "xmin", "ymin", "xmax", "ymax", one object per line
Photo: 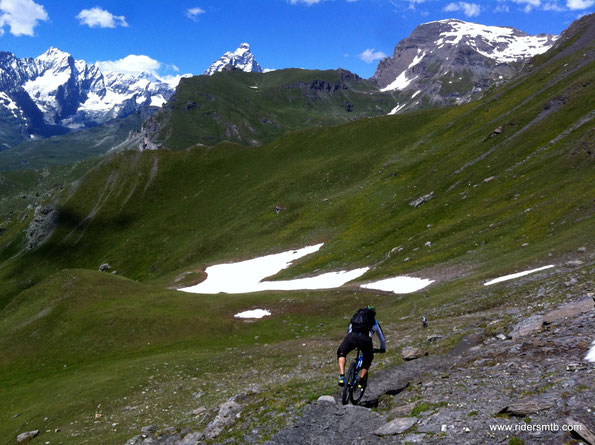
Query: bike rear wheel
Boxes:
[{"xmin": 342, "ymin": 362, "xmax": 356, "ymax": 405}]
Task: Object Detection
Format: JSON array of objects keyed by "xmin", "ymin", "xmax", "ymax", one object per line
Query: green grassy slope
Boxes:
[
  {"xmin": 1, "ymin": 29, "xmax": 592, "ymax": 305},
  {"xmin": 148, "ymin": 68, "xmax": 402, "ymax": 149},
  {"xmin": 0, "ymin": 15, "xmax": 593, "ymax": 445}
]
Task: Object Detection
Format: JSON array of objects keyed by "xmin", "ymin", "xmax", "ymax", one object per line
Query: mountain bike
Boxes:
[{"xmin": 341, "ymin": 348, "xmax": 383, "ymax": 405}]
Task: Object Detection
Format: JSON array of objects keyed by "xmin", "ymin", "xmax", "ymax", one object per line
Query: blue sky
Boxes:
[{"xmin": 0, "ymin": 0, "xmax": 592, "ymax": 79}]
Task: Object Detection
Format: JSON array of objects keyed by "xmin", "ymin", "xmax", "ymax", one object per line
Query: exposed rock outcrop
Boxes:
[{"xmin": 26, "ymin": 204, "xmax": 58, "ymax": 250}]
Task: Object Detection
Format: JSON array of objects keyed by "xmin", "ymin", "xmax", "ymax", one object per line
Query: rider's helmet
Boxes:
[{"xmin": 365, "ymin": 305, "xmax": 376, "ymax": 316}]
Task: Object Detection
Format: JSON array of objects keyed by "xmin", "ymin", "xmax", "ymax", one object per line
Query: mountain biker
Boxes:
[{"xmin": 337, "ymin": 305, "xmax": 386, "ymax": 389}]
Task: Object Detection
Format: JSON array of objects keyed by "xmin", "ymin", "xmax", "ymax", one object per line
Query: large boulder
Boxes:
[
  {"xmin": 498, "ymin": 394, "xmax": 557, "ymax": 416},
  {"xmin": 543, "ymin": 298, "xmax": 594, "ymax": 324},
  {"xmin": 509, "ymin": 315, "xmax": 544, "ymax": 339},
  {"xmin": 402, "ymin": 346, "xmax": 427, "ymax": 361},
  {"xmin": 203, "ymin": 399, "xmax": 241, "ymax": 439},
  {"xmin": 17, "ymin": 430, "xmax": 39, "ymax": 443},
  {"xmin": 374, "ymin": 417, "xmax": 417, "ymax": 436}
]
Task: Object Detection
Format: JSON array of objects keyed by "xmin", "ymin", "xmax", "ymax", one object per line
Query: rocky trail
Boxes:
[
  {"xmin": 269, "ymin": 296, "xmax": 594, "ymax": 444},
  {"xmin": 123, "ymin": 281, "xmax": 594, "ymax": 445}
]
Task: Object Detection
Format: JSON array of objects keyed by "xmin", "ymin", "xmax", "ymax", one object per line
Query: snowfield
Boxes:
[
  {"xmin": 361, "ymin": 276, "xmax": 434, "ymax": 294},
  {"xmin": 484, "ymin": 265, "xmax": 555, "ymax": 286},
  {"xmin": 179, "ymin": 244, "xmax": 369, "ymax": 294}
]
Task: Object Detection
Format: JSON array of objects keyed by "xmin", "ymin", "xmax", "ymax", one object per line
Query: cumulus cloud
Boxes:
[
  {"xmin": 0, "ymin": 0, "xmax": 48, "ymax": 36},
  {"xmin": 566, "ymin": 0, "xmax": 594, "ymax": 8},
  {"xmin": 76, "ymin": 7, "xmax": 128, "ymax": 28},
  {"xmin": 185, "ymin": 6, "xmax": 205, "ymax": 21},
  {"xmin": 97, "ymin": 55, "xmax": 161, "ymax": 75},
  {"xmin": 358, "ymin": 48, "xmax": 388, "ymax": 63},
  {"xmin": 443, "ymin": 2, "xmax": 481, "ymax": 16}
]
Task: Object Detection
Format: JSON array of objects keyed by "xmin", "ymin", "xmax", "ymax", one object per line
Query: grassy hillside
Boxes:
[
  {"xmin": 147, "ymin": 68, "xmax": 403, "ymax": 149},
  {"xmin": 0, "ymin": 14, "xmax": 593, "ymax": 445}
]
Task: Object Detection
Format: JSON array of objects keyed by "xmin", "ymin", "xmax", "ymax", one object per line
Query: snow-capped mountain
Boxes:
[
  {"xmin": 374, "ymin": 19, "xmax": 558, "ymax": 113},
  {"xmin": 0, "ymin": 47, "xmax": 176, "ymax": 145},
  {"xmin": 203, "ymin": 43, "xmax": 263, "ymax": 76}
]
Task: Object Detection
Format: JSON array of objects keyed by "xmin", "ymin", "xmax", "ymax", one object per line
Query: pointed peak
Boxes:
[
  {"xmin": 203, "ymin": 43, "xmax": 263, "ymax": 76},
  {"xmin": 40, "ymin": 47, "xmax": 71, "ymax": 58}
]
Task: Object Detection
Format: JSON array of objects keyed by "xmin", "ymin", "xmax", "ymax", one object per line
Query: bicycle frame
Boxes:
[{"xmin": 342, "ymin": 348, "xmax": 366, "ymax": 405}]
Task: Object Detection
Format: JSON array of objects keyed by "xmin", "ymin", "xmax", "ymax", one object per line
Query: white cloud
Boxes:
[
  {"xmin": 543, "ymin": 1, "xmax": 565, "ymax": 10},
  {"xmin": 287, "ymin": 0, "xmax": 323, "ymax": 4},
  {"xmin": 76, "ymin": 7, "xmax": 128, "ymax": 28},
  {"xmin": 97, "ymin": 55, "xmax": 161, "ymax": 75},
  {"xmin": 566, "ymin": 0, "xmax": 594, "ymax": 8},
  {"xmin": 0, "ymin": 0, "xmax": 48, "ymax": 36},
  {"xmin": 358, "ymin": 48, "xmax": 388, "ymax": 63},
  {"xmin": 185, "ymin": 6, "xmax": 205, "ymax": 21},
  {"xmin": 511, "ymin": 0, "xmax": 542, "ymax": 12},
  {"xmin": 494, "ymin": 4, "xmax": 510, "ymax": 12},
  {"xmin": 96, "ymin": 54, "xmax": 191, "ymax": 87},
  {"xmin": 443, "ymin": 2, "xmax": 481, "ymax": 16}
]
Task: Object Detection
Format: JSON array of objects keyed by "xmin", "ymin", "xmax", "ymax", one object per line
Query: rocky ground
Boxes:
[
  {"xmin": 120, "ymin": 267, "xmax": 594, "ymax": 445},
  {"xmin": 270, "ymin": 296, "xmax": 594, "ymax": 444}
]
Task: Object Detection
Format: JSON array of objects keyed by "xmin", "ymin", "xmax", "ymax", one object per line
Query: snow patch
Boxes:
[
  {"xmin": 361, "ymin": 276, "xmax": 434, "ymax": 294},
  {"xmin": 388, "ymin": 103, "xmax": 406, "ymax": 115},
  {"xmin": 408, "ymin": 50, "xmax": 425, "ymax": 70},
  {"xmin": 430, "ymin": 20, "xmax": 557, "ymax": 63},
  {"xmin": 179, "ymin": 244, "xmax": 369, "ymax": 294},
  {"xmin": 234, "ymin": 309, "xmax": 271, "ymax": 319},
  {"xmin": 585, "ymin": 341, "xmax": 595, "ymax": 363},
  {"xmin": 381, "ymin": 72, "xmax": 418, "ymax": 92},
  {"xmin": 484, "ymin": 265, "xmax": 555, "ymax": 286}
]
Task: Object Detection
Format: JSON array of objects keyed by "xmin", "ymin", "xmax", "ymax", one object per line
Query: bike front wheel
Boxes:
[
  {"xmin": 350, "ymin": 377, "xmax": 366, "ymax": 405},
  {"xmin": 342, "ymin": 362, "xmax": 356, "ymax": 405}
]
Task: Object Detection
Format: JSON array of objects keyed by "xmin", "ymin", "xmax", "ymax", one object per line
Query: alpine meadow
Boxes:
[{"xmin": 0, "ymin": 7, "xmax": 593, "ymax": 445}]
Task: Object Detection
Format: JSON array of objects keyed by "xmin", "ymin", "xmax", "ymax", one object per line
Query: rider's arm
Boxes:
[{"xmin": 372, "ymin": 321, "xmax": 386, "ymax": 350}]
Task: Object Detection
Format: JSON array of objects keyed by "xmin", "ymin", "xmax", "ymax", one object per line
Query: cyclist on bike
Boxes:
[{"xmin": 337, "ymin": 305, "xmax": 386, "ymax": 388}]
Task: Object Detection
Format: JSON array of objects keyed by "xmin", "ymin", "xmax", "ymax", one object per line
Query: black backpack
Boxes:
[{"xmin": 350, "ymin": 308, "xmax": 375, "ymax": 333}]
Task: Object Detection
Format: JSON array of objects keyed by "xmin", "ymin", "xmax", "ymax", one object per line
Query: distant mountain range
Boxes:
[
  {"xmin": 0, "ymin": 19, "xmax": 561, "ymax": 157},
  {"xmin": 374, "ymin": 19, "xmax": 557, "ymax": 112},
  {"xmin": 0, "ymin": 47, "xmax": 176, "ymax": 148}
]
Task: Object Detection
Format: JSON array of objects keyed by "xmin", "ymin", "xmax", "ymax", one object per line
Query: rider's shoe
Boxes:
[
  {"xmin": 356, "ymin": 376, "xmax": 367, "ymax": 389},
  {"xmin": 338, "ymin": 374, "xmax": 345, "ymax": 387}
]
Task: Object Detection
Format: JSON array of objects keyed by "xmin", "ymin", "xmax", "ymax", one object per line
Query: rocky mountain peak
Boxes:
[
  {"xmin": 203, "ymin": 43, "xmax": 263, "ymax": 76},
  {"xmin": 373, "ymin": 19, "xmax": 558, "ymax": 114}
]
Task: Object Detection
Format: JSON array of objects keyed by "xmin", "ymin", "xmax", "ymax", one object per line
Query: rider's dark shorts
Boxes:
[{"xmin": 337, "ymin": 332, "xmax": 374, "ymax": 369}]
